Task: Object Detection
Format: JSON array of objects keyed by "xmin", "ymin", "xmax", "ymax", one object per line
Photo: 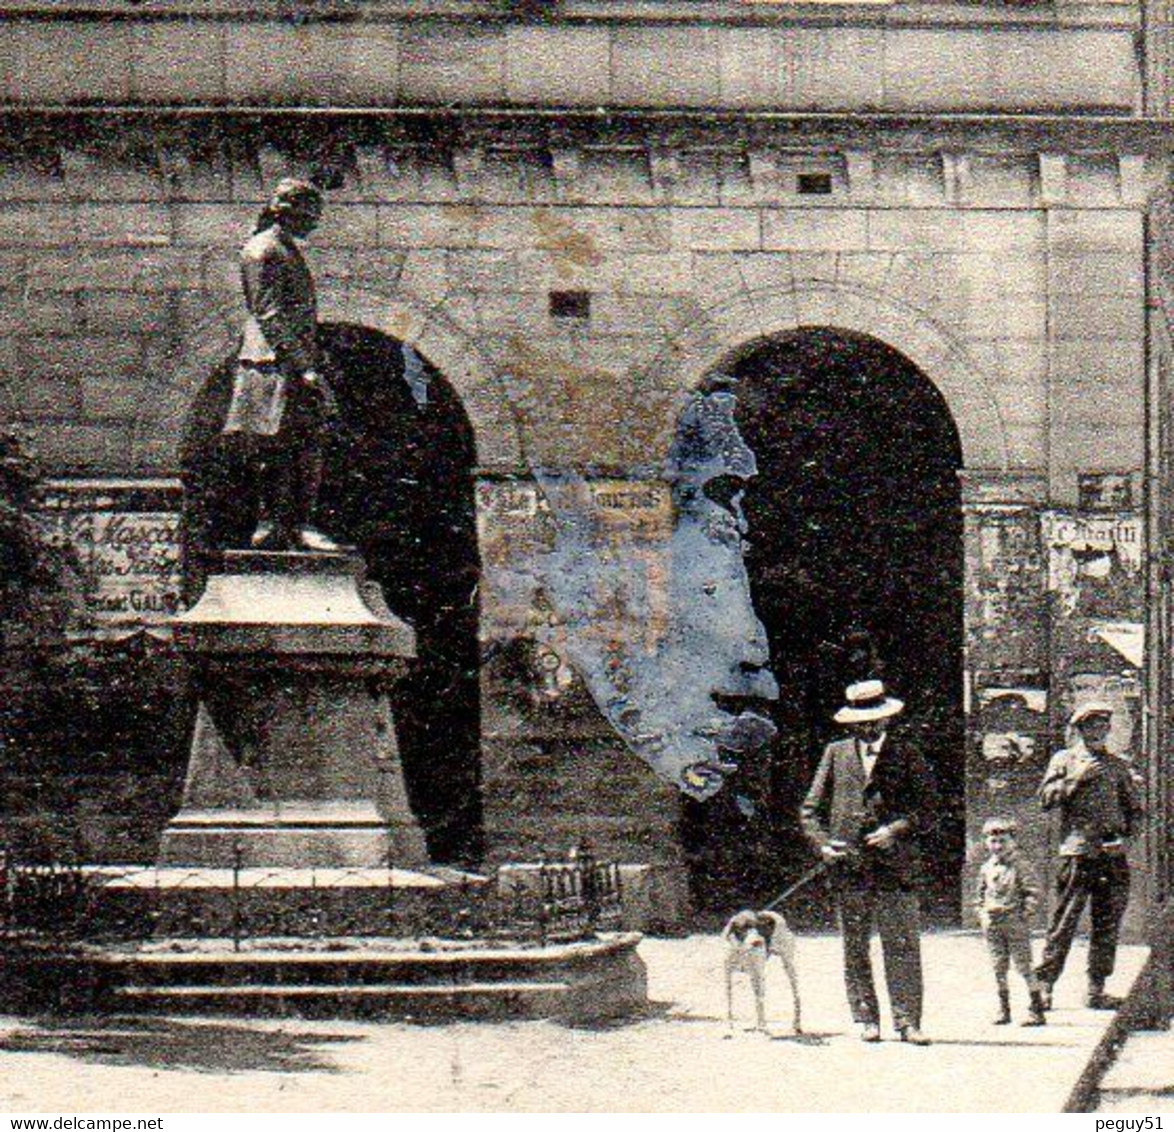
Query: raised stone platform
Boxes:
[
  {"xmin": 4, "ymin": 934, "xmax": 648, "ymax": 1026},
  {"xmin": 158, "ymin": 805, "xmax": 415, "ymax": 871}
]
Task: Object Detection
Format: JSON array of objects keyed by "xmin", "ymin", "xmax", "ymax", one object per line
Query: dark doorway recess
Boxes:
[
  {"xmin": 680, "ymin": 328, "xmax": 965, "ymax": 927},
  {"xmin": 181, "ymin": 323, "xmax": 483, "ymax": 867}
]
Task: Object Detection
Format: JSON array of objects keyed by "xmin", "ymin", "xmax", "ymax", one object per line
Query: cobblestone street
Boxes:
[{"xmin": 0, "ymin": 933, "xmax": 1146, "ymax": 1113}]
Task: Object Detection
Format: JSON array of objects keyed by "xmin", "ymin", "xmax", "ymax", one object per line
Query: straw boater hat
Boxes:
[
  {"xmin": 1069, "ymin": 701, "xmax": 1114, "ymax": 727},
  {"xmin": 834, "ymin": 679, "xmax": 905, "ymax": 724}
]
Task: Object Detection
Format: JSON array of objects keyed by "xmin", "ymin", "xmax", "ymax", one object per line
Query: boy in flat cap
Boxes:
[
  {"xmin": 1034, "ymin": 702, "xmax": 1143, "ymax": 1009},
  {"xmin": 976, "ymin": 817, "xmax": 1046, "ymax": 1026}
]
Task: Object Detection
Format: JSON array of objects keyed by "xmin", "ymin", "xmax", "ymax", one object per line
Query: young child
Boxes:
[{"xmin": 976, "ymin": 817, "xmax": 1047, "ymax": 1026}]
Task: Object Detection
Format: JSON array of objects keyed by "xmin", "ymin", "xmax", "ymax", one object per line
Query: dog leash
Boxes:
[
  {"xmin": 761, "ymin": 803, "xmax": 957, "ymax": 914},
  {"xmin": 762, "ymin": 860, "xmax": 830, "ymax": 912}
]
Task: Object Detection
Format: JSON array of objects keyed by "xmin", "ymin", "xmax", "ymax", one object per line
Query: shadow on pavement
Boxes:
[
  {"xmin": 923, "ymin": 1037, "xmax": 1072, "ymax": 1049},
  {"xmin": 562, "ymin": 1001, "xmax": 675, "ymax": 1032},
  {"xmin": 665, "ymin": 1014, "xmax": 835, "ymax": 1043},
  {"xmin": 1099, "ymin": 1086, "xmax": 1174, "ymax": 1102},
  {"xmin": 0, "ymin": 1016, "xmax": 359, "ymax": 1074},
  {"xmin": 768, "ymin": 1031, "xmax": 833, "ymax": 1046}
]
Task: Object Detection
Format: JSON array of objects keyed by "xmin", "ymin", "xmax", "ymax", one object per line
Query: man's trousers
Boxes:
[
  {"xmin": 837, "ymin": 884, "xmax": 923, "ymax": 1030},
  {"xmin": 1035, "ymin": 855, "xmax": 1130, "ymax": 988}
]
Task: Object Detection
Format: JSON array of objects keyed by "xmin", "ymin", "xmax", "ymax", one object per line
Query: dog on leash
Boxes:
[{"xmin": 721, "ymin": 909, "xmax": 802, "ymax": 1036}]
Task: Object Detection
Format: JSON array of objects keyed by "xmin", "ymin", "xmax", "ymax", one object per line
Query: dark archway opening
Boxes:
[
  {"xmin": 180, "ymin": 324, "xmax": 482, "ymax": 866},
  {"xmin": 680, "ymin": 328, "xmax": 965, "ymax": 926}
]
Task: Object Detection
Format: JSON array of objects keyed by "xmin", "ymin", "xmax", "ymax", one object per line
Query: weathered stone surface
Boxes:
[
  {"xmin": 400, "ymin": 25, "xmax": 506, "ymax": 104},
  {"xmin": 0, "ymin": 1, "xmax": 1155, "ymax": 932},
  {"xmin": 504, "ymin": 25, "xmax": 610, "ymax": 106},
  {"xmin": 162, "ymin": 552, "xmax": 426, "ymax": 869}
]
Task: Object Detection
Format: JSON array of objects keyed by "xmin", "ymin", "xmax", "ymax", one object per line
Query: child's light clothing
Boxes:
[{"xmin": 976, "ymin": 850, "xmax": 1042, "ymax": 994}]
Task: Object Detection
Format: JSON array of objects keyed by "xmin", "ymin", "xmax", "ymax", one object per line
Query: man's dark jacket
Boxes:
[{"xmin": 800, "ymin": 735, "xmax": 938, "ymax": 890}]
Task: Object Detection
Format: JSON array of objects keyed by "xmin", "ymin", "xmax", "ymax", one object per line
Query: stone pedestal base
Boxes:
[
  {"xmin": 481, "ymin": 733, "xmax": 690, "ymax": 930},
  {"xmin": 159, "ymin": 804, "xmax": 397, "ymax": 869},
  {"xmin": 161, "ymin": 550, "xmax": 428, "ymax": 870}
]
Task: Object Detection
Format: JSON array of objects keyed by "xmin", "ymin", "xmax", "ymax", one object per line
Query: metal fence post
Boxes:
[
  {"xmin": 0, "ymin": 847, "xmax": 11, "ymax": 939},
  {"xmin": 578, "ymin": 840, "xmax": 599, "ymax": 931},
  {"xmin": 310, "ymin": 866, "xmax": 322, "ymax": 940},
  {"xmin": 385, "ymin": 843, "xmax": 396, "ymax": 938},
  {"xmin": 231, "ymin": 840, "xmax": 243, "ymax": 953},
  {"xmin": 537, "ymin": 849, "xmax": 550, "ymax": 948}
]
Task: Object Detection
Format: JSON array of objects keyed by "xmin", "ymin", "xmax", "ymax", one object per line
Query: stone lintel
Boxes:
[
  {"xmin": 1, "ymin": 115, "xmax": 1164, "ymax": 213},
  {"xmin": 844, "ymin": 150, "xmax": 876, "ymax": 200},
  {"xmin": 451, "ymin": 145, "xmax": 485, "ymax": 191},
  {"xmin": 648, "ymin": 148, "xmax": 681, "ymax": 192},
  {"xmin": 746, "ymin": 148, "xmax": 779, "ymax": 196},
  {"xmin": 1118, "ymin": 153, "xmax": 1148, "ymax": 206},
  {"xmin": 941, "ymin": 152, "xmax": 971, "ymax": 206},
  {"xmin": 958, "ymin": 469, "xmax": 1049, "ymax": 507},
  {"xmin": 549, "ymin": 146, "xmax": 583, "ymax": 189}
]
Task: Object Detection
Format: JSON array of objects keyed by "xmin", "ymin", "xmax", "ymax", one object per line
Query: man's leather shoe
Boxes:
[
  {"xmin": 1037, "ymin": 982, "xmax": 1053, "ymax": 1011},
  {"xmin": 1086, "ymin": 990, "xmax": 1123, "ymax": 1010},
  {"xmin": 859, "ymin": 1023, "xmax": 881, "ymax": 1043},
  {"xmin": 898, "ymin": 1026, "xmax": 931, "ymax": 1046}
]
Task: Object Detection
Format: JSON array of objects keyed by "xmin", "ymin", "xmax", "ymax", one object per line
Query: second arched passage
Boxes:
[
  {"xmin": 645, "ymin": 282, "xmax": 1012, "ymax": 473},
  {"xmin": 678, "ymin": 327, "xmax": 966, "ymax": 924}
]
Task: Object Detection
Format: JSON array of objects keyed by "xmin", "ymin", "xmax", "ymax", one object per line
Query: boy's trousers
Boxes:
[{"xmin": 984, "ymin": 913, "xmax": 1036, "ymax": 988}]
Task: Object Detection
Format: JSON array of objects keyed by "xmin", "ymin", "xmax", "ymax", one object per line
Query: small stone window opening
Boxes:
[
  {"xmin": 550, "ymin": 291, "xmax": 591, "ymax": 320},
  {"xmin": 796, "ymin": 172, "xmax": 834, "ymax": 195}
]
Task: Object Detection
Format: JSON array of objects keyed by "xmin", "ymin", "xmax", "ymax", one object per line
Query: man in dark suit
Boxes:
[{"xmin": 801, "ymin": 679, "xmax": 938, "ymax": 1044}]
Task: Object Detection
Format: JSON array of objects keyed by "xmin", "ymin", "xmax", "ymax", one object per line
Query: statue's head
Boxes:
[{"xmin": 257, "ymin": 178, "xmax": 323, "ymax": 238}]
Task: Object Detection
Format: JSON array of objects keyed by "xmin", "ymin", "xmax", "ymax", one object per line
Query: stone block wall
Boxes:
[
  {"xmin": 0, "ymin": 2, "xmax": 1142, "ymax": 114},
  {"xmin": 0, "ymin": 125, "xmax": 1153, "ymax": 498}
]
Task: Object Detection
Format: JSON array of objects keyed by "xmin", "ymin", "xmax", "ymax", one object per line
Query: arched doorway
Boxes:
[
  {"xmin": 680, "ymin": 327, "xmax": 965, "ymax": 924},
  {"xmin": 180, "ymin": 323, "xmax": 482, "ymax": 866}
]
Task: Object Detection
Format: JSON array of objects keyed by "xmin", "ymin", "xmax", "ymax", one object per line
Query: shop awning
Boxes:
[{"xmin": 1091, "ymin": 621, "xmax": 1144, "ymax": 668}]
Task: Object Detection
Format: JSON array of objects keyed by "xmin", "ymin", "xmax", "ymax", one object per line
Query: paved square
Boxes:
[{"xmin": 0, "ymin": 933, "xmax": 1145, "ymax": 1112}]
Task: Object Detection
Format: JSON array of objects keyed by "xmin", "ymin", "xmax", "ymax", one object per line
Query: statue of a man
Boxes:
[{"xmin": 223, "ymin": 177, "xmax": 340, "ymax": 552}]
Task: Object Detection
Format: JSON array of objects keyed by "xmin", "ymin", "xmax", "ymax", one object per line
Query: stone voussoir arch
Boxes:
[
  {"xmin": 157, "ymin": 283, "xmax": 524, "ymax": 473},
  {"xmin": 646, "ymin": 282, "xmax": 1011, "ymax": 471}
]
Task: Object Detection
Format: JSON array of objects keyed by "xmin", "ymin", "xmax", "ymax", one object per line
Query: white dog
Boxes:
[{"xmin": 721, "ymin": 909, "xmax": 802, "ymax": 1036}]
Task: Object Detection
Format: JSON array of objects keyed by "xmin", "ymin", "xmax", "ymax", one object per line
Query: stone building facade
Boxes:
[{"xmin": 0, "ymin": 0, "xmax": 1166, "ymax": 927}]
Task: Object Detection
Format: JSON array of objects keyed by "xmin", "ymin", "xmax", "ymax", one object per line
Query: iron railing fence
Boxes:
[{"xmin": 0, "ymin": 843, "xmax": 624, "ymax": 951}]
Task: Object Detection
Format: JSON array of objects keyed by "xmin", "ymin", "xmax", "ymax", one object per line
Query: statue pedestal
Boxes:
[{"xmin": 160, "ymin": 551, "xmax": 428, "ymax": 869}]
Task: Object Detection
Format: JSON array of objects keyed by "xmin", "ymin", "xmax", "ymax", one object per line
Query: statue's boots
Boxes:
[
  {"xmin": 1024, "ymin": 990, "xmax": 1047, "ymax": 1026},
  {"xmin": 250, "ymin": 520, "xmax": 340, "ymax": 553},
  {"xmin": 251, "ymin": 520, "xmax": 300, "ymax": 551},
  {"xmin": 253, "ymin": 428, "xmax": 341, "ymax": 552},
  {"xmin": 295, "ymin": 525, "xmax": 343, "ymax": 552}
]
